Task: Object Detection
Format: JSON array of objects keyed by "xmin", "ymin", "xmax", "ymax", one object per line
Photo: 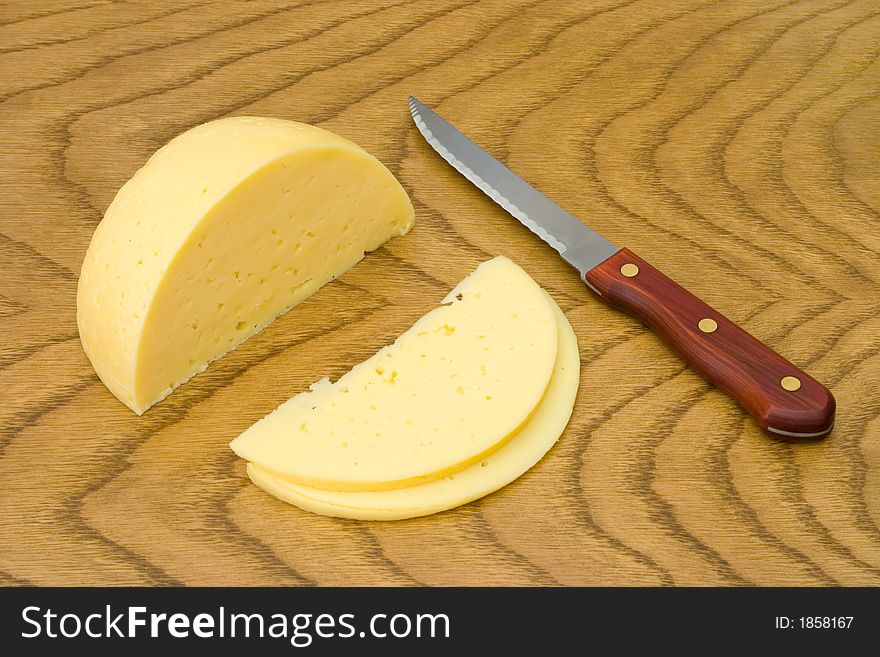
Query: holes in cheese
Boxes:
[
  {"xmin": 229, "ymin": 256, "xmax": 559, "ymax": 492},
  {"xmin": 246, "ymin": 300, "xmax": 578, "ymax": 520},
  {"xmin": 77, "ymin": 116, "xmax": 414, "ymax": 415}
]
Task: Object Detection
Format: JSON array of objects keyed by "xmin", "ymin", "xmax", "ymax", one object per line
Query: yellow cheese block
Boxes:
[
  {"xmin": 77, "ymin": 116, "xmax": 414, "ymax": 414},
  {"xmin": 247, "ymin": 300, "xmax": 578, "ymax": 519},
  {"xmin": 230, "ymin": 256, "xmax": 559, "ymax": 492}
]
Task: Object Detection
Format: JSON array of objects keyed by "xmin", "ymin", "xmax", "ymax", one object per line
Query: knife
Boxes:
[{"xmin": 408, "ymin": 97, "xmax": 835, "ymax": 439}]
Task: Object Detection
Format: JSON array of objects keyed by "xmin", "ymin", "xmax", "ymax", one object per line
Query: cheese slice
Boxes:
[
  {"xmin": 77, "ymin": 116, "xmax": 414, "ymax": 414},
  {"xmin": 230, "ymin": 256, "xmax": 559, "ymax": 492},
  {"xmin": 246, "ymin": 299, "xmax": 578, "ymax": 519}
]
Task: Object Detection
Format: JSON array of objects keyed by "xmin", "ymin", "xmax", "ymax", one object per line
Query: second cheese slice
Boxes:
[
  {"xmin": 246, "ymin": 300, "xmax": 578, "ymax": 519},
  {"xmin": 229, "ymin": 256, "xmax": 559, "ymax": 492}
]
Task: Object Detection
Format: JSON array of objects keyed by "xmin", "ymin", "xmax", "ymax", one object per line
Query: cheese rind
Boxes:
[
  {"xmin": 229, "ymin": 256, "xmax": 559, "ymax": 492},
  {"xmin": 246, "ymin": 299, "xmax": 578, "ymax": 519},
  {"xmin": 77, "ymin": 116, "xmax": 414, "ymax": 414}
]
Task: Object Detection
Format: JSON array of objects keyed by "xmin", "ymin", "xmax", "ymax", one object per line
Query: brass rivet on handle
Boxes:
[
  {"xmin": 781, "ymin": 376, "xmax": 801, "ymax": 392},
  {"xmin": 698, "ymin": 318, "xmax": 718, "ymax": 333},
  {"xmin": 620, "ymin": 263, "xmax": 639, "ymax": 277}
]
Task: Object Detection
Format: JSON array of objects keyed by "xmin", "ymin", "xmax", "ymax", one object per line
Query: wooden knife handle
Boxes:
[{"xmin": 584, "ymin": 248, "xmax": 835, "ymax": 439}]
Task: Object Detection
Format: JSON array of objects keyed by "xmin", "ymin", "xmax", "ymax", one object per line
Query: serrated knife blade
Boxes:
[
  {"xmin": 407, "ymin": 95, "xmax": 835, "ymax": 440},
  {"xmin": 408, "ymin": 96, "xmax": 618, "ymax": 276}
]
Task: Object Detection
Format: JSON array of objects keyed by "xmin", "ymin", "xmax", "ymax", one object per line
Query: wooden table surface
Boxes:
[{"xmin": 2, "ymin": 0, "xmax": 879, "ymax": 587}]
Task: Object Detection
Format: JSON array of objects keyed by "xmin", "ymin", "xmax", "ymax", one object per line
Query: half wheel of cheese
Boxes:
[{"xmin": 77, "ymin": 117, "xmax": 414, "ymax": 415}]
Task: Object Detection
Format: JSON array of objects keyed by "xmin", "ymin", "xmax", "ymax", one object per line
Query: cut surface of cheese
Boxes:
[
  {"xmin": 77, "ymin": 116, "xmax": 413, "ymax": 414},
  {"xmin": 247, "ymin": 300, "xmax": 578, "ymax": 519},
  {"xmin": 230, "ymin": 256, "xmax": 559, "ymax": 492}
]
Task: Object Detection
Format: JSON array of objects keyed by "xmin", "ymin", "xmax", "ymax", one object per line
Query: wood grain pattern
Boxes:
[
  {"xmin": 586, "ymin": 248, "xmax": 836, "ymax": 437},
  {"xmin": 1, "ymin": 0, "xmax": 878, "ymax": 586}
]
